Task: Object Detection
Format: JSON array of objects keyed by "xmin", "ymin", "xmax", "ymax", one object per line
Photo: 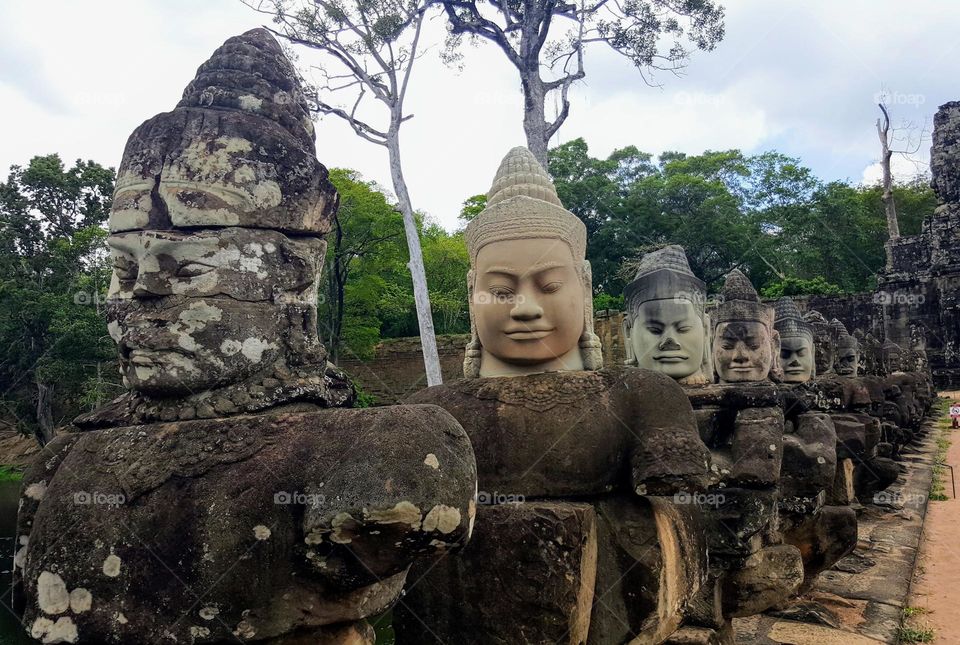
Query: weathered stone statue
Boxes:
[
  {"xmin": 623, "ymin": 245, "xmax": 712, "ymax": 384},
  {"xmin": 774, "ymin": 297, "xmax": 815, "ymax": 383},
  {"xmin": 833, "ymin": 319, "xmax": 861, "ymax": 377},
  {"xmin": 14, "ymin": 30, "xmax": 476, "ymax": 645},
  {"xmin": 462, "ymin": 147, "xmax": 602, "ymax": 378},
  {"xmin": 395, "ymin": 147, "xmax": 715, "ymax": 644},
  {"xmin": 805, "ymin": 309, "xmax": 835, "ymax": 376},
  {"xmin": 712, "ymin": 269, "xmax": 780, "ymax": 383}
]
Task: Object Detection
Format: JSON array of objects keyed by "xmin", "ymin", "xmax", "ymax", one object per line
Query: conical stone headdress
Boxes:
[
  {"xmin": 109, "ymin": 28, "xmax": 337, "ymax": 236},
  {"xmin": 832, "ymin": 319, "xmax": 859, "ymax": 351},
  {"xmin": 465, "ymin": 147, "xmax": 586, "ymax": 265},
  {"xmin": 715, "ymin": 269, "xmax": 767, "ymax": 323},
  {"xmin": 623, "ymin": 245, "xmax": 706, "ymax": 313},
  {"xmin": 774, "ymin": 297, "xmax": 813, "ymax": 341}
]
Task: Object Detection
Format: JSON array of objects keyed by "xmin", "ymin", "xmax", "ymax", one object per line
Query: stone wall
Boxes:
[{"xmin": 338, "ymin": 335, "xmax": 470, "ymax": 404}]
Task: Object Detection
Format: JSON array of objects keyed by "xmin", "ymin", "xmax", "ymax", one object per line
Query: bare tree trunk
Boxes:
[
  {"xmin": 877, "ymin": 104, "xmax": 900, "ymax": 270},
  {"xmin": 386, "ymin": 126, "xmax": 442, "ymax": 386},
  {"xmin": 522, "ymin": 74, "xmax": 549, "ymax": 168},
  {"xmin": 35, "ymin": 378, "xmax": 55, "ymax": 447}
]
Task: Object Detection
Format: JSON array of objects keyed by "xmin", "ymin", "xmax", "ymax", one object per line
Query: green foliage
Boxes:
[
  {"xmin": 897, "ymin": 625, "xmax": 935, "ymax": 643},
  {"xmin": 760, "ymin": 277, "xmax": 843, "ymax": 298},
  {"xmin": 458, "ymin": 194, "xmax": 486, "ymax": 224},
  {"xmin": 544, "ymin": 138, "xmax": 936, "ymax": 297},
  {"xmin": 593, "ymin": 293, "xmax": 624, "ymax": 312},
  {"xmin": 323, "ymin": 169, "xmax": 471, "ymax": 361},
  {"xmin": 0, "ymin": 465, "xmax": 24, "ymax": 482},
  {"xmin": 0, "ymin": 154, "xmax": 117, "ymax": 442}
]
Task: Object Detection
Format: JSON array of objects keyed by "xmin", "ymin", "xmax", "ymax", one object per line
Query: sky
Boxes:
[{"xmin": 1, "ymin": 0, "xmax": 956, "ymax": 231}]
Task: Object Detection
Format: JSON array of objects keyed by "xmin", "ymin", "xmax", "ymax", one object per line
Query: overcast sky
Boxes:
[{"xmin": 1, "ymin": 0, "xmax": 956, "ymax": 231}]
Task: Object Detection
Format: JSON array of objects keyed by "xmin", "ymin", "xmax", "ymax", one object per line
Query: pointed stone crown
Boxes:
[
  {"xmin": 774, "ymin": 297, "xmax": 813, "ymax": 340},
  {"xmin": 109, "ymin": 28, "xmax": 336, "ymax": 236},
  {"xmin": 831, "ymin": 319, "xmax": 859, "ymax": 350},
  {"xmin": 715, "ymin": 269, "xmax": 767, "ymax": 323},
  {"xmin": 624, "ymin": 245, "xmax": 706, "ymax": 312},
  {"xmin": 465, "ymin": 147, "xmax": 586, "ymax": 264}
]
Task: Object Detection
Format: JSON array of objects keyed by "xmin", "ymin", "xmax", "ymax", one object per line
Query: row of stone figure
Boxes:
[
  {"xmin": 12, "ymin": 29, "xmax": 934, "ymax": 645},
  {"xmin": 619, "ymin": 244, "xmax": 925, "ymax": 386}
]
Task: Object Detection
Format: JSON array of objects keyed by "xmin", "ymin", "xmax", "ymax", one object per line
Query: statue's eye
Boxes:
[
  {"xmin": 176, "ymin": 262, "xmax": 214, "ymax": 278},
  {"xmin": 677, "ymin": 326, "xmax": 691, "ymax": 334},
  {"xmin": 541, "ymin": 282, "xmax": 563, "ymax": 293},
  {"xmin": 721, "ymin": 342, "xmax": 735, "ymax": 350},
  {"xmin": 645, "ymin": 325, "xmax": 663, "ymax": 335}
]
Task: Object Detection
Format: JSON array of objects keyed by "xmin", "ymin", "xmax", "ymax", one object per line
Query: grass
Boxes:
[
  {"xmin": 897, "ymin": 625, "xmax": 935, "ymax": 643},
  {"xmin": 930, "ymin": 399, "xmax": 954, "ymax": 501},
  {"xmin": 0, "ymin": 465, "xmax": 23, "ymax": 482},
  {"xmin": 903, "ymin": 606, "xmax": 928, "ymax": 618}
]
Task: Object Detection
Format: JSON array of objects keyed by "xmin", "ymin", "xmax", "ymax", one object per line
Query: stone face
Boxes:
[
  {"xmin": 713, "ymin": 270, "xmax": 780, "ymax": 383},
  {"xmin": 774, "ymin": 298, "xmax": 815, "ymax": 383},
  {"xmin": 463, "ymin": 147, "xmax": 601, "ymax": 377},
  {"xmin": 624, "ymin": 245, "xmax": 712, "ymax": 384},
  {"xmin": 804, "ymin": 309, "xmax": 836, "ymax": 377},
  {"xmin": 15, "ymin": 29, "xmax": 479, "ymax": 645},
  {"xmin": 831, "ymin": 319, "xmax": 861, "ymax": 378}
]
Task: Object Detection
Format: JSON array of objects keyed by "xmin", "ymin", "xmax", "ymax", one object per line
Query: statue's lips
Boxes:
[
  {"xmin": 503, "ymin": 328, "xmax": 554, "ymax": 340},
  {"xmin": 784, "ymin": 367, "xmax": 807, "ymax": 374},
  {"xmin": 653, "ymin": 354, "xmax": 689, "ymax": 363},
  {"xmin": 728, "ymin": 365, "xmax": 757, "ymax": 372}
]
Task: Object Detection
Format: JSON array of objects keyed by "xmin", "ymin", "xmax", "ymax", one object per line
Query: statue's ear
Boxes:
[
  {"xmin": 701, "ymin": 312, "xmax": 714, "ymax": 381},
  {"xmin": 768, "ymin": 328, "xmax": 783, "ymax": 382},
  {"xmin": 622, "ymin": 315, "xmax": 636, "ymax": 366}
]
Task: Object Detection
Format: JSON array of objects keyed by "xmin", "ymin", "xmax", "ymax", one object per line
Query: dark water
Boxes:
[{"xmin": 0, "ymin": 480, "xmax": 30, "ymax": 644}]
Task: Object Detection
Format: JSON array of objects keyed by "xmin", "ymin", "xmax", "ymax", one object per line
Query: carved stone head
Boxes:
[
  {"xmin": 98, "ymin": 29, "xmax": 349, "ymax": 422},
  {"xmin": 623, "ymin": 245, "xmax": 711, "ymax": 384},
  {"xmin": 882, "ymin": 340, "xmax": 906, "ymax": 374},
  {"xmin": 831, "ymin": 320, "xmax": 860, "ymax": 377},
  {"xmin": 712, "ymin": 269, "xmax": 780, "ymax": 383},
  {"xmin": 804, "ymin": 309, "xmax": 835, "ymax": 376},
  {"xmin": 463, "ymin": 147, "xmax": 601, "ymax": 378},
  {"xmin": 773, "ymin": 298, "xmax": 815, "ymax": 383}
]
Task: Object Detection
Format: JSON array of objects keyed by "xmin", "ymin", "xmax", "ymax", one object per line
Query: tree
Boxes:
[
  {"xmin": 323, "ymin": 168, "xmax": 405, "ymax": 362},
  {"xmin": 246, "ymin": 0, "xmax": 445, "ymax": 385},
  {"xmin": 0, "ymin": 155, "xmax": 116, "ymax": 445},
  {"xmin": 438, "ymin": 0, "xmax": 725, "ymax": 165},
  {"xmin": 875, "ymin": 100, "xmax": 928, "ymax": 268}
]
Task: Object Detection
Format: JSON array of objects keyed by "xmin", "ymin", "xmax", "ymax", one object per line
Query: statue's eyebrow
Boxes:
[{"xmin": 484, "ymin": 261, "xmax": 567, "ymax": 277}]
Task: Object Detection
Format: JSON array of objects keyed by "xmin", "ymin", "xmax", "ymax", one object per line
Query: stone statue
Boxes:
[
  {"xmin": 805, "ymin": 309, "xmax": 835, "ymax": 376},
  {"xmin": 712, "ymin": 269, "xmax": 780, "ymax": 383},
  {"xmin": 882, "ymin": 339, "xmax": 907, "ymax": 374},
  {"xmin": 395, "ymin": 147, "xmax": 715, "ymax": 644},
  {"xmin": 463, "ymin": 146, "xmax": 601, "ymax": 377},
  {"xmin": 623, "ymin": 245, "xmax": 712, "ymax": 384},
  {"xmin": 14, "ymin": 30, "xmax": 476, "ymax": 645},
  {"xmin": 832, "ymin": 319, "xmax": 861, "ymax": 377},
  {"xmin": 774, "ymin": 297, "xmax": 815, "ymax": 383}
]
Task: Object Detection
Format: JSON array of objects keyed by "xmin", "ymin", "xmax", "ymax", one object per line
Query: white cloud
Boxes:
[{"xmin": 1, "ymin": 0, "xmax": 958, "ymax": 231}]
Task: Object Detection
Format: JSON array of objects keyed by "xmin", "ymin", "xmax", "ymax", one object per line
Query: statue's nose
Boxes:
[
  {"xmin": 659, "ymin": 335, "xmax": 681, "ymax": 351},
  {"xmin": 510, "ymin": 292, "xmax": 543, "ymax": 320}
]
